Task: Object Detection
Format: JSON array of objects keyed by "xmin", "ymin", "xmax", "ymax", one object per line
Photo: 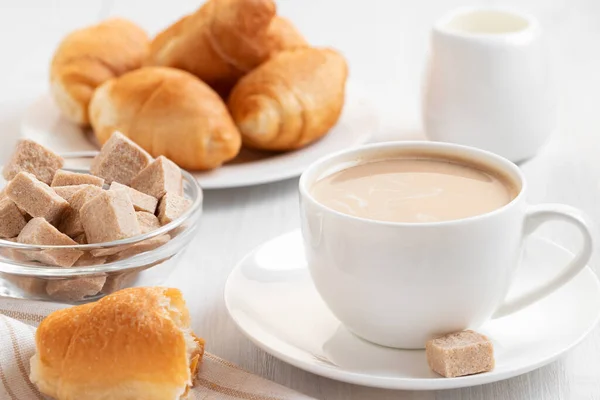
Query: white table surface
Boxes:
[{"xmin": 1, "ymin": 0, "xmax": 599, "ymax": 398}]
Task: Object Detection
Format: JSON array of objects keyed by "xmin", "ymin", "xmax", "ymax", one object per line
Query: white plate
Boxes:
[
  {"xmin": 224, "ymin": 230, "xmax": 600, "ymax": 390},
  {"xmin": 20, "ymin": 84, "xmax": 376, "ymax": 189}
]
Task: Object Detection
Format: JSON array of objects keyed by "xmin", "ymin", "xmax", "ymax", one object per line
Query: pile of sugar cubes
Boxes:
[{"xmin": 0, "ymin": 132, "xmax": 192, "ymax": 301}]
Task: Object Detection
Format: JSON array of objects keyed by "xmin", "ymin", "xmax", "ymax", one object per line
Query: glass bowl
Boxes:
[{"xmin": 0, "ymin": 151, "xmax": 203, "ymax": 303}]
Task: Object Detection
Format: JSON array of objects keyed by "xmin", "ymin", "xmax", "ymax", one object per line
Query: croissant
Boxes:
[
  {"xmin": 228, "ymin": 47, "xmax": 348, "ymax": 151},
  {"xmin": 89, "ymin": 67, "xmax": 241, "ymax": 170},
  {"xmin": 266, "ymin": 16, "xmax": 308, "ymax": 56},
  {"xmin": 50, "ymin": 18, "xmax": 149, "ymax": 125},
  {"xmin": 30, "ymin": 287, "xmax": 205, "ymax": 400},
  {"xmin": 146, "ymin": 0, "xmax": 307, "ymax": 96}
]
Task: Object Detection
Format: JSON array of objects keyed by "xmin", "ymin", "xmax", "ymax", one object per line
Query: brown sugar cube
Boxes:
[
  {"xmin": 17, "ymin": 218, "xmax": 82, "ymax": 267},
  {"xmin": 0, "ymin": 237, "xmax": 32, "ymax": 263},
  {"xmin": 80, "ymin": 189, "xmax": 141, "ymax": 243},
  {"xmin": 74, "ymin": 252, "xmax": 107, "ymax": 266},
  {"xmin": 130, "ymin": 156, "xmax": 183, "ymax": 199},
  {"xmin": 110, "ymin": 181, "xmax": 158, "ymax": 213},
  {"xmin": 9, "ymin": 249, "xmax": 32, "ymax": 263},
  {"xmin": 91, "ymin": 231, "xmax": 167, "ymax": 259},
  {"xmin": 425, "ymin": 330, "xmax": 494, "ymax": 378},
  {"xmin": 5, "ymin": 276, "xmax": 47, "ymax": 297},
  {"xmin": 1, "ymin": 189, "xmax": 28, "ymax": 218},
  {"xmin": 101, "ymin": 272, "xmax": 137, "ymax": 294},
  {"xmin": 6, "ymin": 172, "xmax": 69, "ymax": 224},
  {"xmin": 53, "ymin": 184, "xmax": 98, "ymax": 202},
  {"xmin": 73, "ymin": 233, "xmax": 87, "ymax": 244},
  {"xmin": 157, "ymin": 192, "xmax": 192, "ymax": 225},
  {"xmin": 90, "ymin": 131, "xmax": 152, "ymax": 185},
  {"xmin": 51, "ymin": 170, "xmax": 104, "ymax": 187},
  {"xmin": 90, "ymin": 244, "xmax": 128, "ymax": 258},
  {"xmin": 2, "ymin": 139, "xmax": 64, "ymax": 185},
  {"xmin": 46, "ymin": 276, "xmax": 106, "ymax": 302},
  {"xmin": 59, "ymin": 185, "xmax": 104, "ymax": 237},
  {"xmin": 16, "ymin": 218, "xmax": 68, "ymax": 245},
  {"xmin": 136, "ymin": 211, "xmax": 161, "ymax": 234},
  {"xmin": 0, "ymin": 198, "xmax": 27, "ymax": 238},
  {"xmin": 114, "ymin": 234, "xmax": 170, "ymax": 261}
]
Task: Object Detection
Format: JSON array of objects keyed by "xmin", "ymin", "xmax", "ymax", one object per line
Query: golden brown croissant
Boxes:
[
  {"xmin": 146, "ymin": 0, "xmax": 307, "ymax": 95},
  {"xmin": 228, "ymin": 47, "xmax": 348, "ymax": 151},
  {"xmin": 266, "ymin": 16, "xmax": 308, "ymax": 54},
  {"xmin": 30, "ymin": 287, "xmax": 205, "ymax": 400},
  {"xmin": 50, "ymin": 18, "xmax": 149, "ymax": 125},
  {"xmin": 89, "ymin": 66, "xmax": 241, "ymax": 170}
]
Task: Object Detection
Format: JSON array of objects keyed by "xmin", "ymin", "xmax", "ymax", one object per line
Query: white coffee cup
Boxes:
[
  {"xmin": 422, "ymin": 7, "xmax": 557, "ymax": 163},
  {"xmin": 299, "ymin": 142, "xmax": 593, "ymax": 349}
]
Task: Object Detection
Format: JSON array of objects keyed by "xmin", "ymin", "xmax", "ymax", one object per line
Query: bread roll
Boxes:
[
  {"xmin": 89, "ymin": 67, "xmax": 242, "ymax": 170},
  {"xmin": 228, "ymin": 47, "xmax": 348, "ymax": 151},
  {"xmin": 267, "ymin": 16, "xmax": 308, "ymax": 54},
  {"xmin": 30, "ymin": 287, "xmax": 205, "ymax": 400},
  {"xmin": 146, "ymin": 0, "xmax": 307, "ymax": 95},
  {"xmin": 50, "ymin": 18, "xmax": 149, "ymax": 125}
]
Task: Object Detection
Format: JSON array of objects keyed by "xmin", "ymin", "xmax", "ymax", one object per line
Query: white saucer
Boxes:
[
  {"xmin": 224, "ymin": 230, "xmax": 600, "ymax": 390},
  {"xmin": 20, "ymin": 83, "xmax": 375, "ymax": 189}
]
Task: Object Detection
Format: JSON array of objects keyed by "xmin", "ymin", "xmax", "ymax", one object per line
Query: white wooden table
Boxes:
[{"xmin": 1, "ymin": 0, "xmax": 599, "ymax": 398}]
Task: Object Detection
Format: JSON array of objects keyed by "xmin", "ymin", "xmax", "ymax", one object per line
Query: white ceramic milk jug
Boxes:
[{"xmin": 422, "ymin": 8, "xmax": 557, "ymax": 163}]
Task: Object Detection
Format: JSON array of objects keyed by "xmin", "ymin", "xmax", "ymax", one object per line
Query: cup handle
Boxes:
[{"xmin": 493, "ymin": 204, "xmax": 594, "ymax": 319}]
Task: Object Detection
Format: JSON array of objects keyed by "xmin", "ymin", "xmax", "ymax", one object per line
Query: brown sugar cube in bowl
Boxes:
[
  {"xmin": 46, "ymin": 276, "xmax": 106, "ymax": 302},
  {"xmin": 101, "ymin": 272, "xmax": 137, "ymax": 294},
  {"xmin": 88, "ymin": 210, "xmax": 155, "ymax": 257},
  {"xmin": 131, "ymin": 156, "xmax": 183, "ymax": 199},
  {"xmin": 2, "ymin": 139, "xmax": 64, "ymax": 185},
  {"xmin": 2, "ymin": 188, "xmax": 29, "ymax": 219},
  {"xmin": 90, "ymin": 245, "xmax": 128, "ymax": 258},
  {"xmin": 6, "ymin": 172, "xmax": 69, "ymax": 224},
  {"xmin": 53, "ymin": 184, "xmax": 97, "ymax": 202},
  {"xmin": 73, "ymin": 233, "xmax": 87, "ymax": 244},
  {"xmin": 0, "ymin": 237, "xmax": 32, "ymax": 263},
  {"xmin": 4, "ymin": 275, "xmax": 47, "ymax": 297},
  {"xmin": 17, "ymin": 218, "xmax": 83, "ymax": 267},
  {"xmin": 51, "ymin": 170, "xmax": 104, "ymax": 187},
  {"xmin": 157, "ymin": 192, "xmax": 192, "ymax": 225},
  {"xmin": 0, "ymin": 198, "xmax": 27, "ymax": 238},
  {"xmin": 426, "ymin": 330, "xmax": 494, "ymax": 378},
  {"xmin": 110, "ymin": 182, "xmax": 158, "ymax": 213},
  {"xmin": 112, "ymin": 234, "xmax": 170, "ymax": 261},
  {"xmin": 80, "ymin": 190, "xmax": 141, "ymax": 243},
  {"xmin": 59, "ymin": 185, "xmax": 104, "ymax": 237},
  {"xmin": 136, "ymin": 211, "xmax": 160, "ymax": 234},
  {"xmin": 90, "ymin": 131, "xmax": 152, "ymax": 185},
  {"xmin": 90, "ymin": 213, "xmax": 162, "ymax": 257},
  {"xmin": 74, "ymin": 252, "xmax": 107, "ymax": 266}
]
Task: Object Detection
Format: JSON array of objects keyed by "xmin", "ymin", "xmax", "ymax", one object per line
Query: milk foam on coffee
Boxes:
[{"xmin": 311, "ymin": 157, "xmax": 518, "ymax": 223}]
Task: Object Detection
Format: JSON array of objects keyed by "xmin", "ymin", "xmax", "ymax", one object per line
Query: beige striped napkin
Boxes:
[{"xmin": 0, "ymin": 297, "xmax": 314, "ymax": 400}]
